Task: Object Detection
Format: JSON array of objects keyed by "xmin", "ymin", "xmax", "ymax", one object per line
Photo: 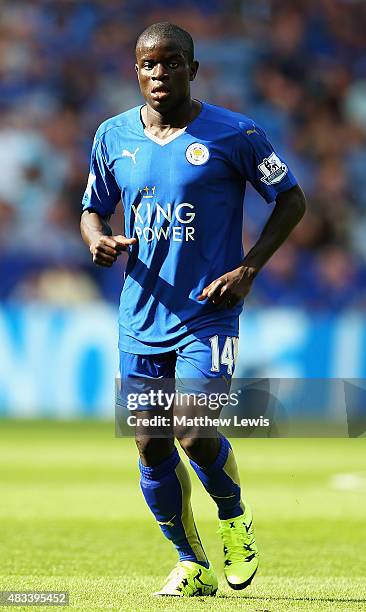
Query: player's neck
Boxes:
[{"xmin": 142, "ymin": 98, "xmax": 201, "ymax": 138}]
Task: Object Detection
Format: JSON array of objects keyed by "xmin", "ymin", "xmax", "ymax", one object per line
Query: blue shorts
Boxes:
[{"xmin": 118, "ymin": 335, "xmax": 238, "ymax": 411}]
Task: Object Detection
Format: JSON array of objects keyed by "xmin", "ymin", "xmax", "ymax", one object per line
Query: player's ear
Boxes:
[
  {"xmin": 135, "ymin": 63, "xmax": 139, "ymax": 76},
  {"xmin": 189, "ymin": 60, "xmax": 199, "ymax": 82}
]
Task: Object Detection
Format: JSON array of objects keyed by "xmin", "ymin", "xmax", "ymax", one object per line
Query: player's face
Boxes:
[{"xmin": 135, "ymin": 39, "xmax": 198, "ymax": 113}]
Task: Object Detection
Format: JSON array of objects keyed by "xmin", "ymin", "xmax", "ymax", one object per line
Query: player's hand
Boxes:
[
  {"xmin": 197, "ymin": 266, "xmax": 257, "ymax": 308},
  {"xmin": 89, "ymin": 235, "xmax": 137, "ymax": 267}
]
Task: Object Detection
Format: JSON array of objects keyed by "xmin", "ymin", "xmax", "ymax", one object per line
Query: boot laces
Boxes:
[{"xmin": 218, "ymin": 520, "xmax": 255, "ymax": 563}]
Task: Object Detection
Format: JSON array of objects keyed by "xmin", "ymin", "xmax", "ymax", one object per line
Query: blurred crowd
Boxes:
[{"xmin": 1, "ymin": 0, "xmax": 366, "ymax": 309}]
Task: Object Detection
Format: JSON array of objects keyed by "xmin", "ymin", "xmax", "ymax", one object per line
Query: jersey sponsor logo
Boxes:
[
  {"xmin": 186, "ymin": 142, "xmax": 210, "ymax": 165},
  {"xmin": 258, "ymin": 153, "xmax": 288, "ymax": 185},
  {"xmin": 132, "ymin": 201, "xmax": 196, "ymax": 242},
  {"xmin": 121, "ymin": 147, "xmax": 139, "ymax": 164}
]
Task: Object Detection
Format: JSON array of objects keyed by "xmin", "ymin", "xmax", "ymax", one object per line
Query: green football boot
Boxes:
[
  {"xmin": 218, "ymin": 503, "xmax": 259, "ymax": 590},
  {"xmin": 154, "ymin": 561, "xmax": 218, "ymax": 597}
]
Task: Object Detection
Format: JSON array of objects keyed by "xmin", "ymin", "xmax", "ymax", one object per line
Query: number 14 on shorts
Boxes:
[{"xmin": 209, "ymin": 336, "xmax": 238, "ymax": 375}]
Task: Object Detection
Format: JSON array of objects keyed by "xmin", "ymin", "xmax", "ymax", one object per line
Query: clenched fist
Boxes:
[{"xmin": 90, "ymin": 235, "xmax": 137, "ymax": 267}]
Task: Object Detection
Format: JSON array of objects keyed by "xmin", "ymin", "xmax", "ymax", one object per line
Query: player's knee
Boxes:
[
  {"xmin": 135, "ymin": 435, "xmax": 173, "ymax": 466},
  {"xmin": 178, "ymin": 436, "xmax": 218, "ymax": 464}
]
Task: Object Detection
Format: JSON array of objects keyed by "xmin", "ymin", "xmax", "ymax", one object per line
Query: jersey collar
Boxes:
[{"xmin": 138, "ymin": 101, "xmax": 205, "ymax": 147}]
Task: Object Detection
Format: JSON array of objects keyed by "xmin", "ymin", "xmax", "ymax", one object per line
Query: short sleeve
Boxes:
[
  {"xmin": 82, "ymin": 134, "xmax": 121, "ymax": 217},
  {"xmin": 232, "ymin": 122, "xmax": 298, "ymax": 203}
]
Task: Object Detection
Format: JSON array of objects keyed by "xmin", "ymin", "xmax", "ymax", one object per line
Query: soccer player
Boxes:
[{"xmin": 80, "ymin": 22, "xmax": 306, "ymax": 597}]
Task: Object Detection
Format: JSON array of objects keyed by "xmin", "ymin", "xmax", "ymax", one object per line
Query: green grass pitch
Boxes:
[{"xmin": 0, "ymin": 420, "xmax": 365, "ymax": 611}]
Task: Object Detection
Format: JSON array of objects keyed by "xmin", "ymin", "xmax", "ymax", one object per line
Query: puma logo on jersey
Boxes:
[{"xmin": 122, "ymin": 147, "xmax": 139, "ymax": 164}]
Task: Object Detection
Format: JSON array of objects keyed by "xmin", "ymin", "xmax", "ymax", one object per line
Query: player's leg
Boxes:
[
  {"xmin": 120, "ymin": 350, "xmax": 217, "ymax": 596},
  {"xmin": 175, "ymin": 336, "xmax": 244, "ymax": 518},
  {"xmin": 136, "ymin": 412, "xmax": 208, "ymax": 570},
  {"xmin": 175, "ymin": 336, "xmax": 258, "ymax": 590},
  {"xmin": 138, "ymin": 428, "xmax": 217, "ymax": 596},
  {"xmin": 185, "ymin": 432, "xmax": 258, "ymax": 590},
  {"xmin": 180, "ymin": 432, "xmax": 244, "ymax": 520}
]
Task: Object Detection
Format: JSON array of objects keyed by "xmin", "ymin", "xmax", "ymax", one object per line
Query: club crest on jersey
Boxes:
[
  {"xmin": 186, "ymin": 143, "xmax": 210, "ymax": 166},
  {"xmin": 258, "ymin": 153, "xmax": 288, "ymax": 185}
]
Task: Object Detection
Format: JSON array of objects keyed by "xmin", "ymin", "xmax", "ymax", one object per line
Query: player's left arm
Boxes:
[{"xmin": 198, "ymin": 184, "xmax": 306, "ymax": 307}]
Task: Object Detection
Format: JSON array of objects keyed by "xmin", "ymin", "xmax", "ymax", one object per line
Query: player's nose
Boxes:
[{"xmin": 151, "ymin": 63, "xmax": 168, "ymax": 79}]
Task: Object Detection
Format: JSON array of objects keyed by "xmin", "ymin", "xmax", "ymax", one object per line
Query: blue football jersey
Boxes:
[{"xmin": 82, "ymin": 102, "xmax": 297, "ymax": 354}]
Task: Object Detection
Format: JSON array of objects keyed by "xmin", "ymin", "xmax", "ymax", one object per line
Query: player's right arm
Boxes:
[
  {"xmin": 80, "ymin": 129, "xmax": 136, "ymax": 267},
  {"xmin": 80, "ymin": 210, "xmax": 136, "ymax": 267}
]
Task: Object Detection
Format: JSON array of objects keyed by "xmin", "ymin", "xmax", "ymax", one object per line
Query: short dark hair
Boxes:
[{"xmin": 136, "ymin": 22, "xmax": 194, "ymax": 63}]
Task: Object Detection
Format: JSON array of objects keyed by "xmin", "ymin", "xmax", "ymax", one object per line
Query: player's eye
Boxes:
[
  {"xmin": 143, "ymin": 62, "xmax": 154, "ymax": 70},
  {"xmin": 168, "ymin": 62, "xmax": 179, "ymax": 69}
]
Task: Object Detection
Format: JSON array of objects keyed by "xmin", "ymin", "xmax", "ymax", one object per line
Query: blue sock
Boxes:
[
  {"xmin": 190, "ymin": 435, "xmax": 244, "ymax": 520},
  {"xmin": 139, "ymin": 448, "xmax": 208, "ymax": 567}
]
